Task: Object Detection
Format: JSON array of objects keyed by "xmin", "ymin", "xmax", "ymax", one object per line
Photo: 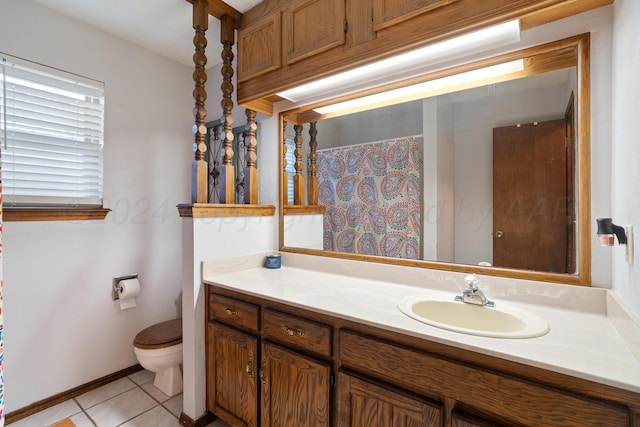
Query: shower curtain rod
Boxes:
[{"xmin": 316, "ymin": 134, "xmax": 423, "ymax": 152}]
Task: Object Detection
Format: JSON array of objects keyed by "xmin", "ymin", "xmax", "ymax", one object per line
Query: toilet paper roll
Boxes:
[{"xmin": 118, "ymin": 278, "xmax": 140, "ymax": 310}]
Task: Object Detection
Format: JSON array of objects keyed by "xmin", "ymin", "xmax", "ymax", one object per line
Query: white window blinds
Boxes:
[
  {"xmin": 0, "ymin": 53, "xmax": 104, "ymax": 207},
  {"xmin": 285, "ymin": 138, "xmax": 295, "ymax": 204}
]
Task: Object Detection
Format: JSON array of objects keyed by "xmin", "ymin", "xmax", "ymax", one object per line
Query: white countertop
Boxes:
[{"xmin": 203, "ymin": 252, "xmax": 640, "ymax": 394}]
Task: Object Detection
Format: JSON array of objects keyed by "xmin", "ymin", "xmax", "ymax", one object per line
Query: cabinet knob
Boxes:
[
  {"xmin": 494, "ymin": 230, "xmax": 504, "ymax": 239},
  {"xmin": 225, "ymin": 308, "xmax": 239, "ymax": 316}
]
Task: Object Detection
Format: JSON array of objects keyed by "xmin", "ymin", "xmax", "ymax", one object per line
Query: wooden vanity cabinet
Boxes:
[
  {"xmin": 338, "ymin": 329, "xmax": 631, "ymax": 427},
  {"xmin": 261, "ymin": 342, "xmax": 331, "ymax": 426},
  {"xmin": 206, "ymin": 285, "xmax": 640, "ymax": 427},
  {"xmin": 207, "ymin": 294, "xmax": 261, "ymax": 426},
  {"xmin": 260, "ymin": 308, "xmax": 332, "ymax": 426},
  {"xmin": 337, "ymin": 371, "xmax": 443, "ymax": 426},
  {"xmin": 207, "ymin": 290, "xmax": 332, "ymax": 427}
]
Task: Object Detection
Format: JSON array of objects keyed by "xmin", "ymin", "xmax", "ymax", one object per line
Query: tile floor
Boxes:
[{"xmin": 10, "ymin": 370, "xmax": 231, "ymax": 427}]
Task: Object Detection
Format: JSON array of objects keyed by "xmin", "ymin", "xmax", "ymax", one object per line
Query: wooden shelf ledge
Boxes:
[
  {"xmin": 3, "ymin": 207, "xmax": 111, "ymax": 222},
  {"xmin": 177, "ymin": 203, "xmax": 276, "ymax": 218},
  {"xmin": 283, "ymin": 205, "xmax": 326, "ymax": 215}
]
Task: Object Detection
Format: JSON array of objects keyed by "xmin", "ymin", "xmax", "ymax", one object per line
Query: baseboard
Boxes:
[
  {"xmin": 5, "ymin": 364, "xmax": 143, "ymax": 425},
  {"xmin": 179, "ymin": 411, "xmax": 216, "ymax": 427}
]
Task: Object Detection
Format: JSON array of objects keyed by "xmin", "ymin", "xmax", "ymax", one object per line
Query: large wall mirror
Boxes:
[{"xmin": 279, "ymin": 34, "xmax": 591, "ymax": 286}]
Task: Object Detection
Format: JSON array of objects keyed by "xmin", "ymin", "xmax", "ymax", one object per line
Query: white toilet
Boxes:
[{"xmin": 133, "ymin": 318, "xmax": 183, "ymax": 396}]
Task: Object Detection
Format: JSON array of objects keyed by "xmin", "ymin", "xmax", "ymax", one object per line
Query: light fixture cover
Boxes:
[
  {"xmin": 314, "ymin": 59, "xmax": 524, "ymax": 115},
  {"xmin": 277, "ymin": 19, "xmax": 521, "ymax": 105}
]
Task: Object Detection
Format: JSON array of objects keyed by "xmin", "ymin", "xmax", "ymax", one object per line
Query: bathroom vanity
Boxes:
[{"xmin": 203, "ymin": 253, "xmax": 640, "ymax": 427}]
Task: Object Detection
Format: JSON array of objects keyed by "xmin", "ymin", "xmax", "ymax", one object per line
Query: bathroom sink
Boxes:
[{"xmin": 398, "ymin": 293, "xmax": 549, "ymax": 338}]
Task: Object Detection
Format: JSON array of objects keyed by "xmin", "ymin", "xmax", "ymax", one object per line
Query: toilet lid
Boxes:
[{"xmin": 134, "ymin": 318, "xmax": 182, "ymax": 349}]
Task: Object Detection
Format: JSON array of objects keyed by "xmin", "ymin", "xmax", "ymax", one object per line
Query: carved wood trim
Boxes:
[
  {"xmin": 282, "ymin": 120, "xmax": 289, "ymax": 206},
  {"xmin": 192, "ymin": 0, "xmax": 209, "ymax": 203},
  {"xmin": 244, "ymin": 109, "xmax": 258, "ymax": 204},
  {"xmin": 293, "ymin": 124, "xmax": 305, "ymax": 205},
  {"xmin": 177, "ymin": 203, "xmax": 276, "ymax": 218},
  {"xmin": 220, "ymin": 14, "xmax": 236, "ymax": 204},
  {"xmin": 307, "ymin": 121, "xmax": 319, "ymax": 205},
  {"xmin": 3, "ymin": 207, "xmax": 111, "ymax": 222}
]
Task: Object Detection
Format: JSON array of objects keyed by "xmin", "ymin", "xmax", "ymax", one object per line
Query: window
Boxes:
[
  {"xmin": 285, "ymin": 138, "xmax": 295, "ymax": 204},
  {"xmin": 1, "ymin": 53, "xmax": 105, "ymax": 215}
]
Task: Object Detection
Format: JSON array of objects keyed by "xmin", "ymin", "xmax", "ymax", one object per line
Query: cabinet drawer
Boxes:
[
  {"xmin": 210, "ymin": 293, "xmax": 260, "ymax": 333},
  {"xmin": 263, "ymin": 309, "xmax": 331, "ymax": 358}
]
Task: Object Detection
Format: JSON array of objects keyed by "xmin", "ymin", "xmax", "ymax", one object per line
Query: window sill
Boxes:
[
  {"xmin": 3, "ymin": 207, "xmax": 111, "ymax": 222},
  {"xmin": 177, "ymin": 203, "xmax": 275, "ymax": 218}
]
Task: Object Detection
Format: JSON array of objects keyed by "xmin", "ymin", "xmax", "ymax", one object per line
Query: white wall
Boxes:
[
  {"xmin": 611, "ymin": 0, "xmax": 640, "ymax": 315},
  {"xmin": 283, "ymin": 214, "xmax": 324, "ymax": 249},
  {"xmin": 181, "ymin": 215, "xmax": 275, "ymax": 420},
  {"xmin": 1, "ymin": 0, "xmax": 193, "ymax": 412},
  {"xmin": 315, "ymin": 101, "xmax": 423, "ymax": 149}
]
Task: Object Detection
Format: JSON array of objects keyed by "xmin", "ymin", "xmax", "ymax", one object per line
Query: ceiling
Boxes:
[{"xmin": 32, "ymin": 0, "xmax": 262, "ymax": 67}]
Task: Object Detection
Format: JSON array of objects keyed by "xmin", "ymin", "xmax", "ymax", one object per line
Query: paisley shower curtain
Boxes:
[{"xmin": 317, "ymin": 136, "xmax": 422, "ymax": 259}]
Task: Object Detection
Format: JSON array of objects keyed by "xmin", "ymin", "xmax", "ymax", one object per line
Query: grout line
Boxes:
[
  {"xmin": 72, "ymin": 398, "xmax": 98, "ymax": 427},
  {"xmin": 115, "ymin": 405, "xmax": 168, "ymax": 427},
  {"xmin": 134, "ymin": 380, "xmax": 181, "ymax": 420}
]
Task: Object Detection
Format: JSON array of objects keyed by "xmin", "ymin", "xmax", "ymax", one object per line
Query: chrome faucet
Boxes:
[{"xmin": 455, "ymin": 274, "xmax": 495, "ymax": 307}]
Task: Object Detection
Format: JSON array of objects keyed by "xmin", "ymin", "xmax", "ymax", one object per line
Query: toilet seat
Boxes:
[{"xmin": 134, "ymin": 318, "xmax": 182, "ymax": 350}]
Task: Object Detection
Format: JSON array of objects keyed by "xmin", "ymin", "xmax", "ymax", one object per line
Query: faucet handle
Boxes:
[{"xmin": 464, "ymin": 274, "xmax": 479, "ymax": 291}]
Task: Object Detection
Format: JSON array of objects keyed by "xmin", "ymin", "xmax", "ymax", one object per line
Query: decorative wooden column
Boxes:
[
  {"xmin": 219, "ymin": 14, "xmax": 235, "ymax": 204},
  {"xmin": 307, "ymin": 121, "xmax": 318, "ymax": 205},
  {"xmin": 282, "ymin": 120, "xmax": 289, "ymax": 205},
  {"xmin": 244, "ymin": 109, "xmax": 258, "ymax": 204},
  {"xmin": 208, "ymin": 125, "xmax": 222, "ymax": 204},
  {"xmin": 293, "ymin": 124, "xmax": 305, "ymax": 205},
  {"xmin": 191, "ymin": 0, "xmax": 209, "ymax": 203}
]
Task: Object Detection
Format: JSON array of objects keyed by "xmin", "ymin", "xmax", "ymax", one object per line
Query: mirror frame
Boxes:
[{"xmin": 278, "ymin": 33, "xmax": 591, "ymax": 286}]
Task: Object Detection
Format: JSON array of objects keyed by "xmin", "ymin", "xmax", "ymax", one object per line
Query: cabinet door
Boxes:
[
  {"xmin": 372, "ymin": 0, "xmax": 459, "ymax": 31},
  {"xmin": 451, "ymin": 410, "xmax": 508, "ymax": 427},
  {"xmin": 261, "ymin": 341, "xmax": 331, "ymax": 427},
  {"xmin": 284, "ymin": 0, "xmax": 345, "ymax": 65},
  {"xmin": 208, "ymin": 322, "xmax": 258, "ymax": 427},
  {"xmin": 337, "ymin": 372, "xmax": 442, "ymax": 427},
  {"xmin": 237, "ymin": 10, "xmax": 282, "ymax": 82}
]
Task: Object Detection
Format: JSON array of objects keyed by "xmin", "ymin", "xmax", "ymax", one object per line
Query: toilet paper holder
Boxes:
[{"xmin": 112, "ymin": 274, "xmax": 138, "ymax": 301}]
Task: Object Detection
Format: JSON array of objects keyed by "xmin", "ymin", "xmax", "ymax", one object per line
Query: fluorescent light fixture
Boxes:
[
  {"xmin": 314, "ymin": 59, "xmax": 524, "ymax": 115},
  {"xmin": 277, "ymin": 20, "xmax": 520, "ymax": 104}
]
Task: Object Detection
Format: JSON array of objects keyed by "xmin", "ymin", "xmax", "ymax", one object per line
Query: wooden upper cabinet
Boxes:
[
  {"xmin": 236, "ymin": 0, "xmax": 612, "ymax": 111},
  {"xmin": 372, "ymin": 0, "xmax": 459, "ymax": 31},
  {"xmin": 238, "ymin": 10, "xmax": 282, "ymax": 82},
  {"xmin": 284, "ymin": 0, "xmax": 346, "ymax": 65}
]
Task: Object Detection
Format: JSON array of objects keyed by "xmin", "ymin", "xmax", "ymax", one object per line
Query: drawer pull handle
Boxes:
[
  {"xmin": 259, "ymin": 361, "xmax": 266, "ymax": 385},
  {"xmin": 283, "ymin": 326, "xmax": 305, "ymax": 337},
  {"xmin": 225, "ymin": 308, "xmax": 239, "ymax": 316},
  {"xmin": 246, "ymin": 353, "xmax": 254, "ymax": 379}
]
